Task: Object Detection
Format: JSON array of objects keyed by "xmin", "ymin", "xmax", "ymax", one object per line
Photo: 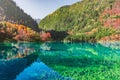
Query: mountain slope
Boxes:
[
  {"xmin": 35, "ymin": 19, "xmax": 41, "ymax": 24},
  {"xmin": 39, "ymin": 0, "xmax": 120, "ymax": 42},
  {"xmin": 0, "ymin": 22, "xmax": 40, "ymax": 42},
  {"xmin": 39, "ymin": 0, "xmax": 114, "ymax": 31},
  {"xmin": 0, "ymin": 0, "xmax": 38, "ymax": 31},
  {"xmin": 0, "ymin": 0, "xmax": 42, "ymax": 42}
]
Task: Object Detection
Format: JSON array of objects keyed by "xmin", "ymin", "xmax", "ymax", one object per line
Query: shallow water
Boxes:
[{"xmin": 0, "ymin": 42, "xmax": 120, "ymax": 80}]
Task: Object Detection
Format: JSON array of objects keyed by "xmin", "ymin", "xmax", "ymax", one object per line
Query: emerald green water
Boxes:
[
  {"xmin": 0, "ymin": 42, "xmax": 120, "ymax": 80},
  {"xmin": 39, "ymin": 42, "xmax": 120, "ymax": 80}
]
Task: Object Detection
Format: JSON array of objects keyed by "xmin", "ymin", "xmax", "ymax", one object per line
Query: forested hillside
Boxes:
[
  {"xmin": 0, "ymin": 0, "xmax": 38, "ymax": 31},
  {"xmin": 39, "ymin": 0, "xmax": 120, "ymax": 42},
  {"xmin": 0, "ymin": 22, "xmax": 40, "ymax": 42},
  {"xmin": 0, "ymin": 0, "xmax": 41, "ymax": 42}
]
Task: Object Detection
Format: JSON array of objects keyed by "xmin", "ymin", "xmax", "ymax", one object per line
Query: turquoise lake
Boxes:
[{"xmin": 0, "ymin": 42, "xmax": 120, "ymax": 80}]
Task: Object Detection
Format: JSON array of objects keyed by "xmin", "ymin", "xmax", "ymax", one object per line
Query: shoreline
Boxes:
[{"xmin": 98, "ymin": 40, "xmax": 120, "ymax": 49}]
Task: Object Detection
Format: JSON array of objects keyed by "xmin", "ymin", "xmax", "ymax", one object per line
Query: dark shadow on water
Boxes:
[{"xmin": 0, "ymin": 54, "xmax": 38, "ymax": 80}]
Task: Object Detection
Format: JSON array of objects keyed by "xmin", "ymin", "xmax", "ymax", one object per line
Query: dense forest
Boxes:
[
  {"xmin": 0, "ymin": 22, "xmax": 40, "ymax": 42},
  {"xmin": 0, "ymin": 0, "xmax": 42, "ymax": 42},
  {"xmin": 0, "ymin": 0, "xmax": 39, "ymax": 31},
  {"xmin": 0, "ymin": 0, "xmax": 120, "ymax": 42},
  {"xmin": 39, "ymin": 0, "xmax": 120, "ymax": 42}
]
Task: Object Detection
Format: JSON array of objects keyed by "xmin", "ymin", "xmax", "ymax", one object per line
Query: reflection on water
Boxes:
[
  {"xmin": 1, "ymin": 42, "xmax": 120, "ymax": 60},
  {"xmin": 0, "ymin": 42, "xmax": 120, "ymax": 80},
  {"xmin": 39, "ymin": 42, "xmax": 120, "ymax": 80},
  {"xmin": 40, "ymin": 42, "xmax": 120, "ymax": 57},
  {"xmin": 0, "ymin": 42, "xmax": 40, "ymax": 59},
  {"xmin": 0, "ymin": 54, "xmax": 37, "ymax": 80},
  {"xmin": 0, "ymin": 58, "xmax": 27, "ymax": 80},
  {"xmin": 16, "ymin": 61, "xmax": 71, "ymax": 80}
]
